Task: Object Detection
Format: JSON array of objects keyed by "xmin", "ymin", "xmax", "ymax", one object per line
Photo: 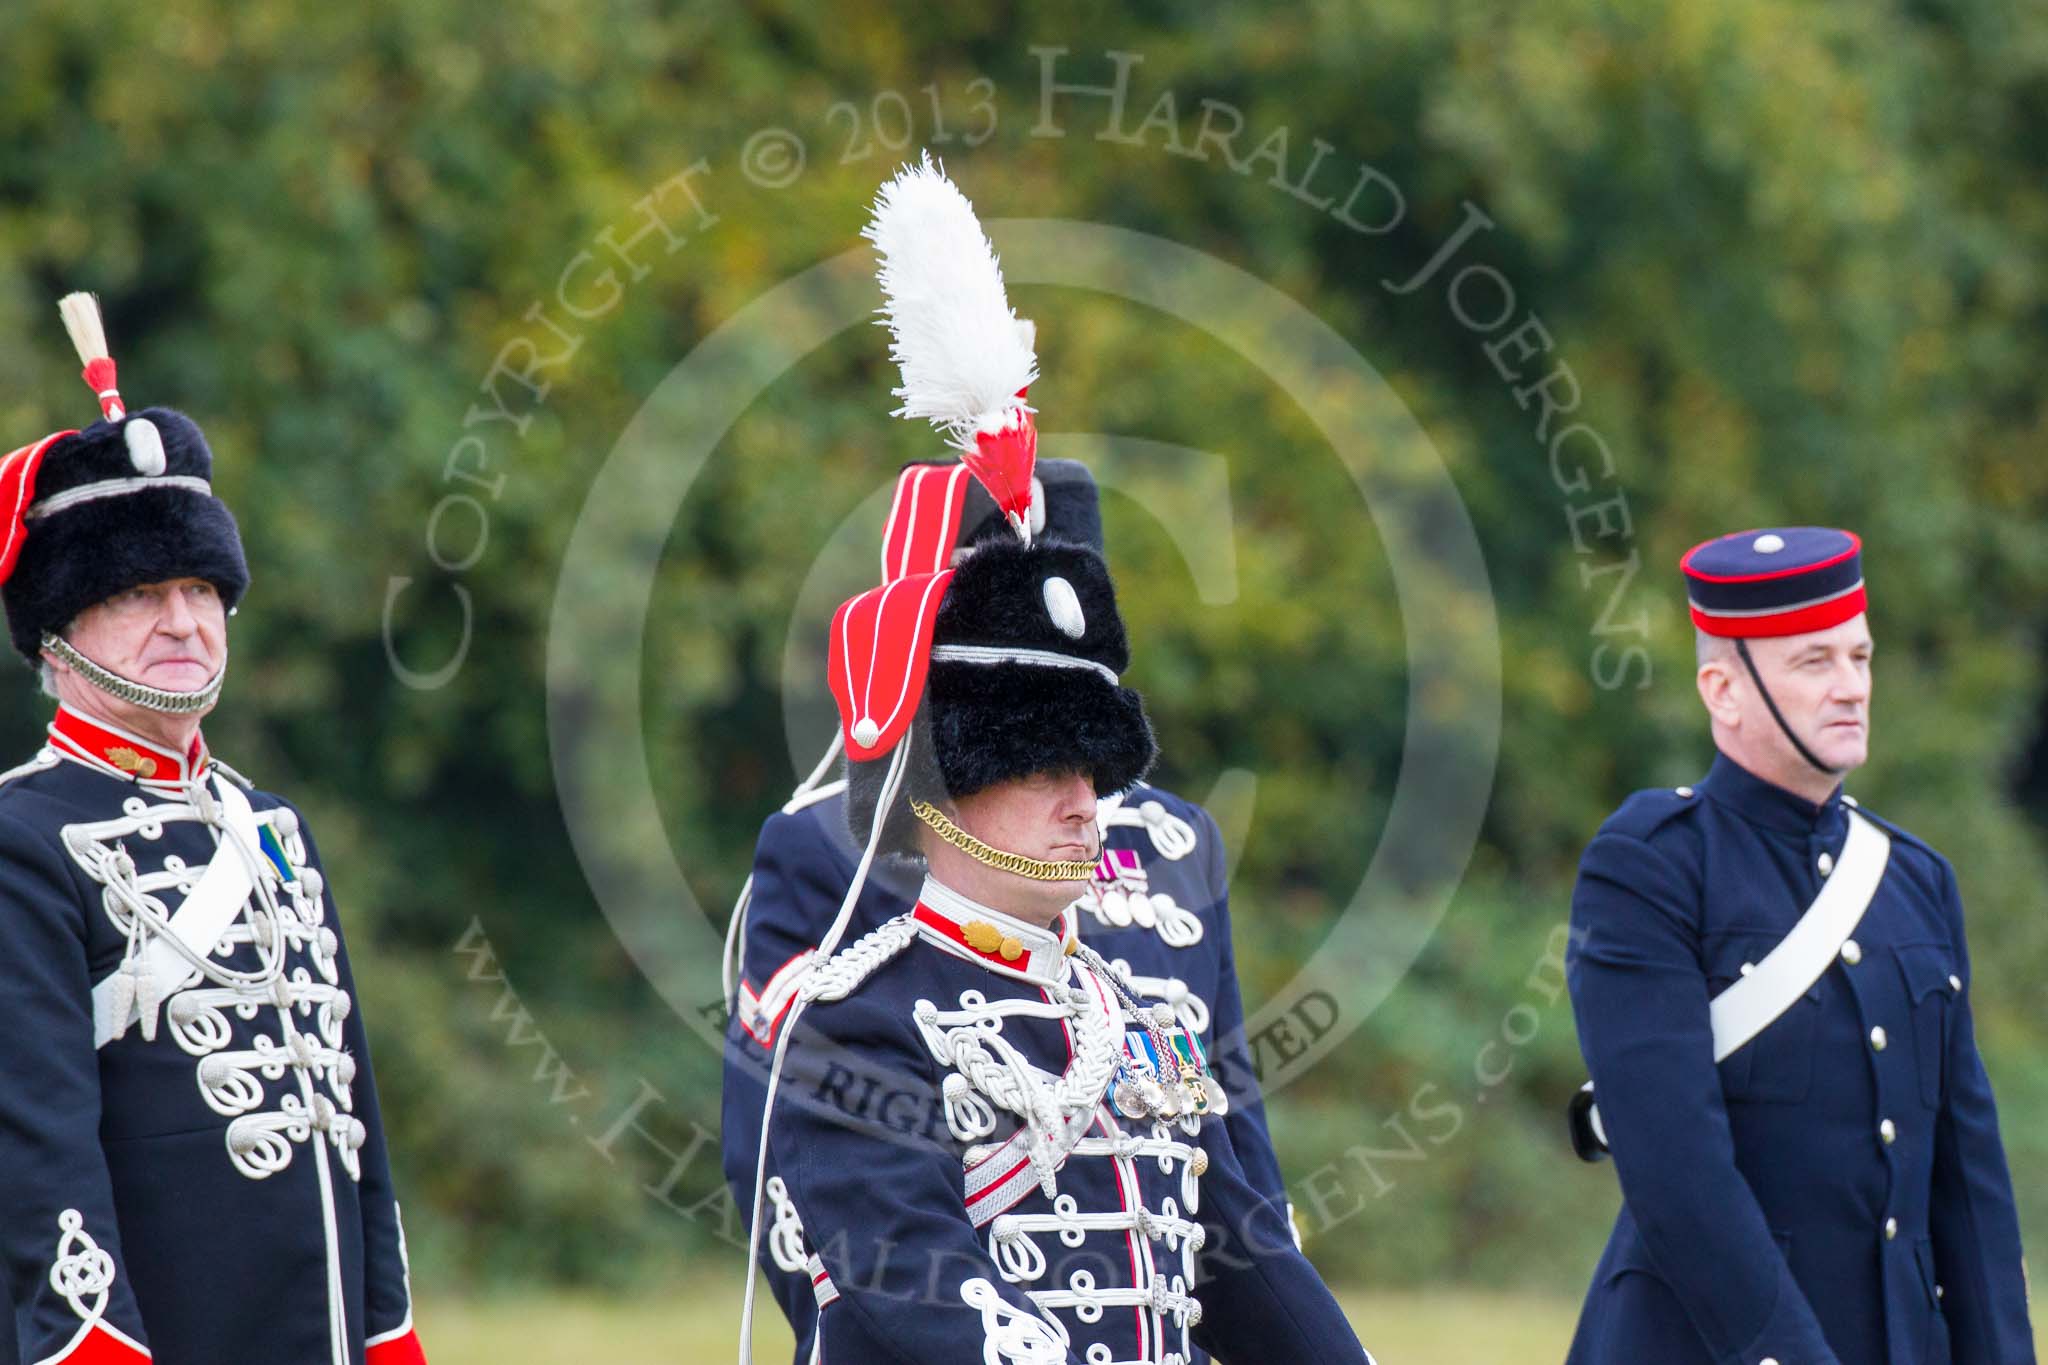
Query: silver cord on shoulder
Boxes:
[{"xmin": 41, "ymin": 633, "xmax": 226, "ymax": 716}]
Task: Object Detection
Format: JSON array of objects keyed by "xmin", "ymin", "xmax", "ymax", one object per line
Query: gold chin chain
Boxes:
[{"xmin": 910, "ymin": 800, "xmax": 1097, "ymax": 882}]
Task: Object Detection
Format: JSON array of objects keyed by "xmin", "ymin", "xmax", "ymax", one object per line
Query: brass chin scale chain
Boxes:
[{"xmin": 42, "ymin": 634, "xmax": 225, "ymax": 716}]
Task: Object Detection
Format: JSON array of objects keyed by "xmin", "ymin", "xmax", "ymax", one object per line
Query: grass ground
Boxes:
[
  {"xmin": 418, "ymin": 1280, "xmax": 2048, "ymax": 1361},
  {"xmin": 419, "ymin": 1279, "xmax": 1586, "ymax": 1363}
]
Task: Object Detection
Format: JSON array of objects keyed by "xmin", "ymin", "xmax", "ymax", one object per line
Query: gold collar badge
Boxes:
[
  {"xmin": 105, "ymin": 746, "xmax": 159, "ymax": 778},
  {"xmin": 962, "ymin": 919, "xmax": 1026, "ymax": 963}
]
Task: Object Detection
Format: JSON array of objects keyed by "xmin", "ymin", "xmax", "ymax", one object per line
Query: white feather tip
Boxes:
[
  {"xmin": 57, "ymin": 292, "xmax": 111, "ymax": 366},
  {"xmin": 863, "ymin": 151, "xmax": 1037, "ymax": 445}
]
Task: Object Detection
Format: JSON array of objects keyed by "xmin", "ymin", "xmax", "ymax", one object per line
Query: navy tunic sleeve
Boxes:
[
  {"xmin": 1926, "ymin": 861, "xmax": 2036, "ymax": 1364},
  {"xmin": 0, "ymin": 810, "xmax": 154, "ymax": 1364},
  {"xmin": 1191, "ymin": 803, "xmax": 1289, "ymax": 1218},
  {"xmin": 721, "ymin": 807, "xmax": 873, "ymax": 1361},
  {"xmin": 1569, "ymin": 828, "xmax": 1839, "ymax": 1364},
  {"xmin": 741, "ymin": 810, "xmax": 848, "ymax": 1032}
]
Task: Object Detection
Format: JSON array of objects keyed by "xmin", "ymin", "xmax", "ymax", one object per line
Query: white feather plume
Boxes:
[
  {"xmin": 57, "ymin": 292, "xmax": 111, "ymax": 366},
  {"xmin": 863, "ymin": 151, "xmax": 1036, "ymax": 449}
]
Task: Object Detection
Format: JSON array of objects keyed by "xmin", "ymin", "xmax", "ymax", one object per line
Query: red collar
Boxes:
[
  {"xmin": 48, "ymin": 705, "xmax": 209, "ymax": 787},
  {"xmin": 912, "ymin": 878, "xmax": 1072, "ymax": 987}
]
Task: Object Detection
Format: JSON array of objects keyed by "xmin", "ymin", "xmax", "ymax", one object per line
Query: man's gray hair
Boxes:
[{"xmin": 1695, "ymin": 629, "xmax": 1736, "ymax": 668}]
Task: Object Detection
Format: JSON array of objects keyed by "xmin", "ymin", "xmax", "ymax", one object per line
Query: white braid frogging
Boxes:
[
  {"xmin": 48, "ymin": 1209, "xmax": 117, "ymax": 1329},
  {"xmin": 61, "ymin": 777, "xmax": 364, "ymax": 1182},
  {"xmin": 914, "ymin": 978, "xmax": 1122, "ymax": 1201},
  {"xmin": 764, "ymin": 1177, "xmax": 810, "ymax": 1275},
  {"xmin": 1080, "ymin": 793, "xmax": 1204, "ymax": 947},
  {"xmin": 917, "ymin": 953, "xmax": 1211, "ymax": 1364},
  {"xmin": 734, "ymin": 741, "xmax": 1220, "ymax": 1363},
  {"xmin": 960, "ymin": 1277, "xmax": 1071, "ymax": 1365},
  {"xmin": 1095, "ymin": 793, "xmax": 1197, "ymax": 860}
]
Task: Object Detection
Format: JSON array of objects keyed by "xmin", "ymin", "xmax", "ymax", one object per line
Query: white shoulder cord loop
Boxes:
[
  {"xmin": 738, "ymin": 726, "xmax": 910, "ymax": 1364},
  {"xmin": 722, "ymin": 730, "xmax": 846, "ymax": 1014},
  {"xmin": 1096, "ymin": 793, "xmax": 1197, "ymax": 861}
]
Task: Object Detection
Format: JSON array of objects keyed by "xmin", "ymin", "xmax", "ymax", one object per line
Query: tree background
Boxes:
[{"xmin": 1, "ymin": 0, "xmax": 2042, "ymax": 1304}]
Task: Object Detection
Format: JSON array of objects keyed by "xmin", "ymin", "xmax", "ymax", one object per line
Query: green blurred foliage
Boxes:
[{"xmin": 0, "ymin": 0, "xmax": 2042, "ymax": 1298}]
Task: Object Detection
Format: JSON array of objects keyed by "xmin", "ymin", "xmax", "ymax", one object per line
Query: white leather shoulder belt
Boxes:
[
  {"xmin": 90, "ymin": 775, "xmax": 266, "ymax": 1049},
  {"xmin": 1706, "ymin": 808, "xmax": 1891, "ymax": 1061},
  {"xmin": 1575, "ymin": 808, "xmax": 1891, "ymax": 1156}
]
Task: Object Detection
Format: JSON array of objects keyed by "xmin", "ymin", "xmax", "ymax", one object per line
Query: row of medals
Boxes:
[
  {"xmin": 957, "ymin": 918, "xmax": 1218, "ymax": 1118},
  {"xmin": 1079, "ymin": 860, "xmax": 1219, "ymax": 1119},
  {"xmin": 1111, "ymin": 1001, "xmax": 1230, "ymax": 1123}
]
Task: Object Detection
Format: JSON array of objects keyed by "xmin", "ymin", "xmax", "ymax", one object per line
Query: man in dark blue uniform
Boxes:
[
  {"xmin": 732, "ymin": 466, "xmax": 1372, "ymax": 1364},
  {"xmin": 721, "ymin": 459, "xmax": 1297, "ymax": 1361},
  {"xmin": 1566, "ymin": 526, "xmax": 2032, "ymax": 1365},
  {"xmin": 0, "ymin": 296, "xmax": 424, "ymax": 1365}
]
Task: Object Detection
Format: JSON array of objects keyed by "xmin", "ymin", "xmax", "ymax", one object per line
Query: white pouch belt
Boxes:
[
  {"xmin": 91, "ymin": 775, "xmax": 265, "ymax": 1048},
  {"xmin": 1706, "ymin": 808, "xmax": 1890, "ymax": 1061},
  {"xmin": 1579, "ymin": 808, "xmax": 1891, "ymax": 1155}
]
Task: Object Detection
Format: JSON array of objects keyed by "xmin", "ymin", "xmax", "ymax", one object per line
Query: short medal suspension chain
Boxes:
[{"xmin": 1733, "ymin": 638, "xmax": 1839, "ymax": 775}]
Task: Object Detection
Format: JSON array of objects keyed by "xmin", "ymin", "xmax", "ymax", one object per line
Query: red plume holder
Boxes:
[{"xmin": 963, "ymin": 407, "xmax": 1037, "ymax": 537}]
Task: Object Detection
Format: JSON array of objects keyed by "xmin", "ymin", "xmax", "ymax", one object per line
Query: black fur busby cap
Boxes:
[
  {"xmin": 846, "ymin": 536, "xmax": 1157, "ymax": 857},
  {"xmin": 2, "ymin": 407, "xmax": 250, "ymax": 663}
]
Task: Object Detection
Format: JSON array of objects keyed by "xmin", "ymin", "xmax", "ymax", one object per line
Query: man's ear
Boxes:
[{"xmin": 1697, "ymin": 656, "xmax": 1742, "ymax": 729}]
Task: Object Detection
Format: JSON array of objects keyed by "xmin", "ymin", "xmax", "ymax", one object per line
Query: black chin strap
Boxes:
[{"xmin": 1733, "ymin": 638, "xmax": 1839, "ymax": 776}]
